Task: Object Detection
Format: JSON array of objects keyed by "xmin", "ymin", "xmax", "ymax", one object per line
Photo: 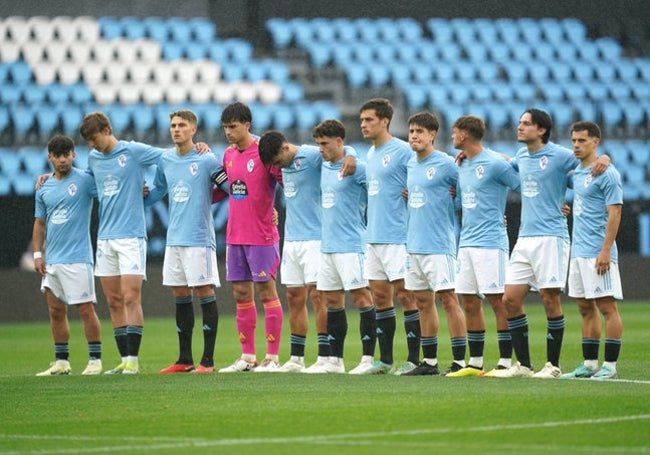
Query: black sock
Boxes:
[
  {"xmin": 421, "ymin": 336, "xmax": 438, "ymax": 361},
  {"xmin": 126, "ymin": 325, "xmax": 143, "ymax": 357},
  {"xmin": 317, "ymin": 333, "xmax": 331, "ymax": 357},
  {"xmin": 497, "ymin": 329, "xmax": 512, "ymax": 360},
  {"xmin": 404, "ymin": 309, "xmax": 421, "ymax": 364},
  {"xmin": 88, "ymin": 341, "xmax": 102, "ymax": 360},
  {"xmin": 467, "ymin": 330, "xmax": 485, "ymax": 358},
  {"xmin": 547, "ymin": 315, "xmax": 565, "ymax": 367},
  {"xmin": 376, "ymin": 307, "xmax": 396, "ymax": 364},
  {"xmin": 327, "ymin": 308, "xmax": 347, "ymax": 358},
  {"xmin": 604, "ymin": 338, "xmax": 622, "ymax": 363},
  {"xmin": 582, "ymin": 337, "xmax": 600, "ymax": 361},
  {"xmin": 451, "ymin": 337, "xmax": 467, "ymax": 363},
  {"xmin": 175, "ymin": 296, "xmax": 194, "ymax": 364},
  {"xmin": 508, "ymin": 314, "xmax": 531, "ymax": 368},
  {"xmin": 114, "ymin": 326, "xmax": 128, "ymax": 358},
  {"xmin": 359, "ymin": 305, "xmax": 377, "ymax": 357},
  {"xmin": 200, "ymin": 295, "xmax": 218, "ymax": 366},
  {"xmin": 290, "ymin": 334, "xmax": 306, "ymax": 357},
  {"xmin": 55, "ymin": 343, "xmax": 69, "ymax": 361}
]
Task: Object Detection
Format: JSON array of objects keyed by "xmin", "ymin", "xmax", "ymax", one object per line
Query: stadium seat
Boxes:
[
  {"xmin": 594, "ymin": 62, "xmax": 617, "ymax": 84},
  {"xmin": 533, "ymin": 42, "xmax": 555, "ymax": 61},
  {"xmin": 74, "ymin": 16, "xmax": 101, "ymax": 43},
  {"xmin": 622, "ymin": 102, "xmax": 646, "ymax": 128},
  {"xmin": 47, "ymin": 84, "xmax": 71, "ymax": 104},
  {"xmin": 432, "ymin": 64, "xmax": 455, "ymax": 84},
  {"xmin": 103, "ymin": 104, "xmax": 131, "ymax": 134},
  {"xmin": 596, "ymin": 37, "xmax": 622, "ymax": 61},
  {"xmin": 601, "ymin": 101, "xmax": 624, "ymax": 128},
  {"xmin": 266, "ymin": 18, "xmax": 292, "ymax": 49},
  {"xmin": 92, "ymin": 41, "xmax": 117, "ymax": 64},
  {"xmin": 0, "ymin": 149, "xmax": 22, "ymax": 175},
  {"xmin": 502, "ymin": 62, "xmax": 528, "ymax": 83},
  {"xmin": 141, "ymin": 84, "xmax": 165, "ymax": 105},
  {"xmin": 10, "ymin": 105, "xmax": 36, "ymax": 138},
  {"xmin": 143, "ymin": 17, "xmax": 169, "ymax": 42},
  {"xmin": 212, "ymin": 82, "xmax": 236, "ymax": 104},
  {"xmin": 563, "ymin": 18, "xmax": 587, "ymax": 44},
  {"xmin": 28, "ymin": 16, "xmax": 55, "ymax": 43},
  {"xmin": 11, "ymin": 174, "xmax": 38, "ymax": 195},
  {"xmin": 99, "ymin": 17, "xmax": 123, "ymax": 40},
  {"xmin": 540, "ymin": 18, "xmax": 564, "ymax": 45},
  {"xmin": 549, "ymin": 63, "xmax": 573, "ymax": 83},
  {"xmin": 131, "ymin": 103, "xmax": 155, "ymax": 137},
  {"xmin": 19, "ymin": 146, "xmax": 48, "ymax": 176},
  {"xmin": 404, "ymin": 85, "xmax": 428, "ymax": 110},
  {"xmin": 448, "ymin": 83, "xmax": 471, "ymax": 105},
  {"xmin": 542, "ymin": 83, "xmax": 564, "ymax": 102},
  {"xmin": 311, "ymin": 18, "xmax": 336, "ymax": 42},
  {"xmin": 529, "ymin": 63, "xmax": 551, "ymax": 84},
  {"xmin": 486, "ymin": 107, "xmax": 511, "ymax": 130},
  {"xmin": 617, "ymin": 61, "xmax": 639, "ymax": 82},
  {"xmin": 0, "ymin": 106, "xmax": 9, "ymax": 136},
  {"xmin": 122, "ymin": 17, "xmax": 147, "ymax": 40},
  {"xmin": 0, "ymin": 175, "xmax": 11, "ymax": 196},
  {"xmin": 61, "ymin": 105, "xmax": 84, "ymax": 135},
  {"xmin": 427, "ymin": 18, "xmax": 453, "ymax": 43},
  {"xmin": 167, "ymin": 17, "xmax": 192, "ymax": 43},
  {"xmin": 9, "ymin": 61, "xmax": 33, "ymax": 85},
  {"xmin": 585, "ymin": 83, "xmax": 609, "ymax": 102},
  {"xmin": 368, "ymin": 65, "xmax": 391, "ymax": 88},
  {"xmin": 487, "ymin": 43, "xmax": 511, "ymax": 62}
]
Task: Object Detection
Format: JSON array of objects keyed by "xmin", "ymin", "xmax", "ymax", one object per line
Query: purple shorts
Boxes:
[{"xmin": 226, "ymin": 244, "xmax": 280, "ymax": 282}]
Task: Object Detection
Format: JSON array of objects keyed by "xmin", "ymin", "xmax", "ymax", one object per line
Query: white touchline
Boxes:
[{"xmin": 2, "ymin": 414, "xmax": 649, "ymax": 454}]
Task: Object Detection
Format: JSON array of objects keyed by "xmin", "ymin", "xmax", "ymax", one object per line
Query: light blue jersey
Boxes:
[
  {"xmin": 88, "ymin": 140, "xmax": 164, "ymax": 240},
  {"xmin": 321, "ymin": 159, "xmax": 367, "ymax": 253},
  {"xmin": 571, "ymin": 164, "xmax": 623, "ymax": 261},
  {"xmin": 147, "ymin": 148, "xmax": 225, "ymax": 248},
  {"xmin": 512, "ymin": 142, "xmax": 577, "ymax": 240},
  {"xmin": 458, "ymin": 149, "xmax": 521, "ymax": 250},
  {"xmin": 406, "ymin": 151, "xmax": 458, "ymax": 255},
  {"xmin": 283, "ymin": 145, "xmax": 323, "ymax": 241},
  {"xmin": 34, "ymin": 168, "xmax": 97, "ymax": 264},
  {"xmin": 366, "ymin": 137, "xmax": 413, "ymax": 244}
]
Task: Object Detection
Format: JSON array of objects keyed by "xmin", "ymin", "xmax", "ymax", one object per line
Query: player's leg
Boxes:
[{"xmin": 36, "ymin": 289, "xmax": 72, "ymax": 376}]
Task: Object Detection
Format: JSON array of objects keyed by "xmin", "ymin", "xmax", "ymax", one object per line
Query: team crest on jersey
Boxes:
[
  {"xmin": 68, "ymin": 183, "xmax": 77, "ymax": 196},
  {"xmin": 247, "ymin": 159, "xmax": 255, "ymax": 172},
  {"xmin": 382, "ymin": 154, "xmax": 391, "ymax": 168},
  {"xmin": 476, "ymin": 165, "xmax": 485, "ymax": 179},
  {"xmin": 540, "ymin": 156, "xmax": 548, "ymax": 170},
  {"xmin": 190, "ymin": 162, "xmax": 198, "ymax": 175},
  {"xmin": 584, "ymin": 175, "xmax": 592, "ymax": 187},
  {"xmin": 426, "ymin": 166, "xmax": 436, "ymax": 180},
  {"xmin": 118, "ymin": 154, "xmax": 127, "ymax": 168},
  {"xmin": 293, "ymin": 158, "xmax": 301, "ymax": 170}
]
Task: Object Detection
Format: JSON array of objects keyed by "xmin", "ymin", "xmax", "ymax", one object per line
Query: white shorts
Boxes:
[
  {"xmin": 95, "ymin": 238, "xmax": 147, "ymax": 278},
  {"xmin": 317, "ymin": 252, "xmax": 368, "ymax": 291},
  {"xmin": 506, "ymin": 236, "xmax": 569, "ymax": 290},
  {"xmin": 281, "ymin": 240, "xmax": 321, "ymax": 287},
  {"xmin": 163, "ymin": 246, "xmax": 221, "ymax": 288},
  {"xmin": 455, "ymin": 247, "xmax": 507, "ymax": 295},
  {"xmin": 364, "ymin": 243, "xmax": 407, "ymax": 282},
  {"xmin": 41, "ymin": 263, "xmax": 96, "ymax": 305},
  {"xmin": 568, "ymin": 257, "xmax": 623, "ymax": 300},
  {"xmin": 405, "ymin": 253, "xmax": 456, "ymax": 292}
]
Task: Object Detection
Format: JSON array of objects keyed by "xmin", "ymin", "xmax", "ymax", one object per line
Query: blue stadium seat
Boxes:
[
  {"xmin": 344, "ymin": 63, "xmax": 367, "ymax": 89},
  {"xmin": 617, "ymin": 61, "xmax": 639, "ymax": 82},
  {"xmin": 448, "ymin": 83, "xmax": 471, "ymax": 104},
  {"xmin": 0, "ymin": 85, "xmax": 22, "ymax": 104},
  {"xmin": 47, "ymin": 84, "xmax": 70, "ymax": 104},
  {"xmin": 466, "ymin": 43, "xmax": 488, "ymax": 62},
  {"xmin": 547, "ymin": 102, "xmax": 574, "ymax": 127},
  {"xmin": 595, "ymin": 37, "xmax": 622, "ymax": 61},
  {"xmin": 185, "ymin": 43, "xmax": 208, "ymax": 61},
  {"xmin": 162, "ymin": 42, "xmax": 184, "ymax": 60},
  {"xmin": 572, "ymin": 101, "xmax": 596, "ymax": 121},
  {"xmin": 245, "ymin": 62, "xmax": 267, "ymax": 82},
  {"xmin": 502, "ymin": 61, "xmax": 528, "ymax": 83},
  {"xmin": 529, "ymin": 63, "xmax": 551, "ymax": 84},
  {"xmin": 533, "ymin": 42, "xmax": 555, "ymax": 61},
  {"xmin": 221, "ymin": 65, "xmax": 245, "ymax": 82},
  {"xmin": 470, "ymin": 84, "xmax": 492, "ymax": 103},
  {"xmin": 206, "ymin": 43, "xmax": 228, "ymax": 63},
  {"xmin": 0, "ymin": 148, "xmax": 22, "ymax": 175},
  {"xmin": 312, "ymin": 101, "xmax": 340, "ymax": 122},
  {"xmin": 353, "ymin": 46, "xmax": 374, "ymax": 64},
  {"xmin": 495, "ymin": 18, "xmax": 520, "ymax": 45},
  {"xmin": 410, "ymin": 64, "xmax": 433, "ymax": 84},
  {"xmin": 432, "ymin": 64, "xmax": 455, "ymax": 83},
  {"xmin": 375, "ymin": 44, "xmax": 396, "ymax": 64},
  {"xmin": 19, "ymin": 147, "xmax": 48, "ymax": 176},
  {"xmin": 226, "ymin": 39, "xmax": 253, "ymax": 63},
  {"xmin": 252, "ymin": 105, "xmax": 272, "ymax": 131},
  {"xmin": 9, "ymin": 61, "xmax": 33, "ymax": 85},
  {"xmin": 418, "ymin": 42, "xmax": 438, "ymax": 61},
  {"xmin": 11, "ymin": 174, "xmax": 37, "ymax": 196},
  {"xmin": 487, "ymin": 43, "xmax": 511, "ymax": 62},
  {"xmin": 281, "ymin": 81, "xmax": 304, "ymax": 103},
  {"xmin": 332, "ymin": 17, "xmax": 356, "ymax": 42},
  {"xmin": 266, "ymin": 18, "xmax": 292, "ymax": 49},
  {"xmin": 0, "ymin": 175, "xmax": 11, "ymax": 195},
  {"xmin": 144, "ymin": 17, "xmax": 169, "ymax": 42},
  {"xmin": 624, "ymin": 167, "xmax": 646, "ymax": 185},
  {"xmin": 563, "ymin": 18, "xmax": 587, "ymax": 44},
  {"xmin": 390, "ymin": 63, "xmax": 411, "ymax": 87},
  {"xmin": 10, "ymin": 105, "xmax": 36, "ymax": 138},
  {"xmin": 403, "ymin": 85, "xmax": 428, "ymax": 109},
  {"xmin": 377, "ymin": 18, "xmax": 399, "ymax": 42},
  {"xmin": 357, "ymin": 18, "xmax": 380, "ymax": 42},
  {"xmin": 601, "ymin": 101, "xmax": 624, "ymax": 128},
  {"xmin": 167, "ymin": 17, "xmax": 192, "ymax": 42},
  {"xmin": 23, "ymin": 84, "xmax": 47, "ymax": 104},
  {"xmin": 549, "ymin": 63, "xmax": 573, "ymax": 83},
  {"xmin": 0, "ymin": 106, "xmax": 8, "ymax": 135},
  {"xmin": 577, "ymin": 42, "xmax": 599, "ymax": 61},
  {"xmin": 555, "ymin": 42, "xmax": 578, "ymax": 62},
  {"xmin": 99, "ymin": 17, "xmax": 123, "ymax": 40},
  {"xmin": 519, "ymin": 18, "xmax": 542, "ymax": 43},
  {"xmin": 486, "ymin": 107, "xmax": 511, "ymax": 130},
  {"xmin": 540, "ymin": 18, "xmax": 564, "ymax": 45},
  {"xmin": 626, "ymin": 140, "xmax": 650, "ymax": 165},
  {"xmin": 61, "ymin": 105, "xmax": 84, "ymax": 136},
  {"xmin": 190, "ymin": 18, "xmax": 216, "ymax": 43},
  {"xmin": 594, "ymin": 62, "xmax": 617, "ymax": 84},
  {"xmin": 428, "ymin": 85, "xmax": 450, "ymax": 106},
  {"xmin": 200, "ymin": 103, "xmax": 222, "ymax": 132},
  {"xmin": 609, "ymin": 82, "xmax": 632, "ymax": 100},
  {"xmin": 542, "ymin": 83, "xmax": 564, "ymax": 102},
  {"xmin": 35, "ymin": 106, "xmax": 61, "ymax": 138},
  {"xmin": 122, "ymin": 16, "xmax": 146, "ymax": 40},
  {"xmin": 0, "ymin": 65, "xmax": 9, "ymax": 85},
  {"xmin": 103, "ymin": 104, "xmax": 131, "ymax": 135},
  {"xmin": 563, "ymin": 82, "xmax": 587, "ymax": 103},
  {"xmin": 395, "ymin": 46, "xmax": 418, "ymax": 63},
  {"xmin": 427, "ymin": 18, "xmax": 453, "ymax": 43},
  {"xmin": 306, "ymin": 43, "xmax": 332, "ymax": 69},
  {"xmin": 572, "ymin": 62, "xmax": 595, "ymax": 83},
  {"xmin": 512, "ymin": 83, "xmax": 536, "ymax": 102},
  {"xmin": 635, "ymin": 59, "xmax": 650, "ymax": 82},
  {"xmin": 621, "ymin": 102, "xmax": 646, "ymax": 128},
  {"xmin": 397, "ymin": 18, "xmax": 422, "ymax": 42},
  {"xmin": 585, "ymin": 83, "xmax": 609, "ymax": 102},
  {"xmin": 293, "ymin": 102, "xmax": 319, "ymax": 131},
  {"xmin": 131, "ymin": 104, "xmax": 155, "ymax": 137},
  {"xmin": 492, "ymin": 83, "xmax": 514, "ymax": 101},
  {"xmin": 69, "ymin": 83, "xmax": 94, "ymax": 104},
  {"xmin": 439, "ymin": 43, "xmax": 461, "ymax": 61},
  {"xmin": 264, "ymin": 60, "xmax": 290, "ymax": 84},
  {"xmin": 311, "ymin": 18, "xmax": 335, "ymax": 42},
  {"xmin": 368, "ymin": 65, "xmax": 391, "ymax": 88}
]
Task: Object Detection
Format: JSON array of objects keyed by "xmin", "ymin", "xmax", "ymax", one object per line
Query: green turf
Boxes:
[{"xmin": 1, "ymin": 302, "xmax": 649, "ymax": 454}]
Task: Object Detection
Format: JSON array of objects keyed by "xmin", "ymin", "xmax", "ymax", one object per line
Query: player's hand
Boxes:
[
  {"xmin": 595, "ymin": 250, "xmax": 612, "ymax": 276},
  {"xmin": 273, "ymin": 208, "xmax": 279, "ymax": 225},
  {"xmin": 562, "ymin": 203, "xmax": 571, "ymax": 217},
  {"xmin": 402, "ymin": 188, "xmax": 409, "ymax": 200},
  {"xmin": 35, "ymin": 173, "xmax": 51, "ymax": 190},
  {"xmin": 449, "ymin": 185, "xmax": 457, "ymax": 198},
  {"xmin": 143, "ymin": 182, "xmax": 150, "ymax": 198},
  {"xmin": 196, "ymin": 142, "xmax": 212, "ymax": 155},
  {"xmin": 34, "ymin": 257, "xmax": 46, "ymax": 277},
  {"xmin": 591, "ymin": 154, "xmax": 611, "ymax": 176},
  {"xmin": 341, "ymin": 155, "xmax": 357, "ymax": 177}
]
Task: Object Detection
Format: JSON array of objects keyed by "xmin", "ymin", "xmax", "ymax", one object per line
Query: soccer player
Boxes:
[
  {"xmin": 217, "ymin": 102, "xmax": 285, "ymax": 373},
  {"xmin": 562, "ymin": 121, "xmax": 624, "ymax": 380},
  {"xmin": 258, "ymin": 131, "xmax": 356, "ymax": 373},
  {"xmin": 357, "ymin": 98, "xmax": 421, "ymax": 376},
  {"xmin": 494, "ymin": 109, "xmax": 610, "ymax": 379},
  {"xmin": 80, "ymin": 112, "xmax": 171, "ymax": 375},
  {"xmin": 402, "ymin": 111, "xmax": 467, "ymax": 376},
  {"xmin": 145, "ymin": 110, "xmax": 229, "ymax": 374},
  {"xmin": 446, "ymin": 115, "xmax": 520, "ymax": 378},
  {"xmin": 312, "ymin": 119, "xmax": 375, "ymax": 374},
  {"xmin": 34, "ymin": 135, "xmax": 103, "ymax": 376}
]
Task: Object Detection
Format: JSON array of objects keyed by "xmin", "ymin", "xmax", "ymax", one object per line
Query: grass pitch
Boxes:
[{"xmin": 1, "ymin": 301, "xmax": 649, "ymax": 454}]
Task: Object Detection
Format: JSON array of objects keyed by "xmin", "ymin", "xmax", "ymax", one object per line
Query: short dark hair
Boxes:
[
  {"xmin": 453, "ymin": 115, "xmax": 486, "ymax": 140},
  {"xmin": 47, "ymin": 135, "xmax": 75, "ymax": 156},
  {"xmin": 170, "ymin": 109, "xmax": 198, "ymax": 125},
  {"xmin": 80, "ymin": 111, "xmax": 112, "ymax": 140},
  {"xmin": 221, "ymin": 102, "xmax": 252, "ymax": 124},
  {"xmin": 408, "ymin": 111, "xmax": 440, "ymax": 132},
  {"xmin": 360, "ymin": 98, "xmax": 394, "ymax": 121},
  {"xmin": 570, "ymin": 121, "xmax": 601, "ymax": 139},
  {"xmin": 259, "ymin": 131, "xmax": 287, "ymax": 165},
  {"xmin": 524, "ymin": 108, "xmax": 553, "ymax": 143},
  {"xmin": 312, "ymin": 119, "xmax": 346, "ymax": 140}
]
